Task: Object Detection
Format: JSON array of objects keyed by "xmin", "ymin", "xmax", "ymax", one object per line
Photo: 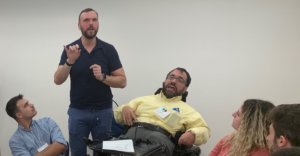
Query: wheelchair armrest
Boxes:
[
  {"xmin": 83, "ymin": 137, "xmax": 93, "ymax": 146},
  {"xmin": 83, "ymin": 137, "xmax": 104, "ymax": 152},
  {"xmin": 173, "ymin": 131, "xmax": 201, "ymax": 156},
  {"xmin": 173, "ymin": 145, "xmax": 201, "ymax": 156}
]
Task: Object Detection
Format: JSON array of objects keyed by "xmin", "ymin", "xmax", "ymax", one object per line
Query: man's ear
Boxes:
[
  {"xmin": 277, "ymin": 135, "xmax": 291, "ymax": 148},
  {"xmin": 16, "ymin": 112, "xmax": 22, "ymax": 119}
]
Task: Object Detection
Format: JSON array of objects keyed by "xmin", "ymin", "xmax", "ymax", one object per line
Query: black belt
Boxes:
[{"xmin": 132, "ymin": 122, "xmax": 173, "ymax": 139}]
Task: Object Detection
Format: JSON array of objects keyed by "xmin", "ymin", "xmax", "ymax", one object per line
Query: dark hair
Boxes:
[
  {"xmin": 78, "ymin": 8, "xmax": 98, "ymax": 22},
  {"xmin": 271, "ymin": 147, "xmax": 300, "ymax": 156},
  {"xmin": 268, "ymin": 104, "xmax": 300, "ymax": 146},
  {"xmin": 6, "ymin": 94, "xmax": 23, "ymax": 120},
  {"xmin": 166, "ymin": 67, "xmax": 191, "ymax": 87}
]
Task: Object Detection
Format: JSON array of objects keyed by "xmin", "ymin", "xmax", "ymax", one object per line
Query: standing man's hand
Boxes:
[
  {"xmin": 64, "ymin": 44, "xmax": 81, "ymax": 64},
  {"xmin": 54, "ymin": 44, "xmax": 81, "ymax": 85},
  {"xmin": 90, "ymin": 64, "xmax": 106, "ymax": 81},
  {"xmin": 122, "ymin": 106, "xmax": 136, "ymax": 126}
]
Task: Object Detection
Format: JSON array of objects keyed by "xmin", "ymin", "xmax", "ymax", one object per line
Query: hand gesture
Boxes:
[
  {"xmin": 64, "ymin": 44, "xmax": 81, "ymax": 64},
  {"xmin": 90, "ymin": 64, "xmax": 104, "ymax": 81}
]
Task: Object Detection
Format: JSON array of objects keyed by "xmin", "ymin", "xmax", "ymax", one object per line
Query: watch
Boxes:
[{"xmin": 65, "ymin": 60, "xmax": 73, "ymax": 67}]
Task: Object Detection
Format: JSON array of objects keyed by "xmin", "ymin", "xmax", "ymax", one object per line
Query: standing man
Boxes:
[
  {"xmin": 266, "ymin": 104, "xmax": 300, "ymax": 153},
  {"xmin": 54, "ymin": 8, "xmax": 127, "ymax": 156},
  {"xmin": 6, "ymin": 94, "xmax": 67, "ymax": 156}
]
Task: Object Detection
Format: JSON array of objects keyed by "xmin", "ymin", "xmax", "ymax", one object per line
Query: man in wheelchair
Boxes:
[{"xmin": 87, "ymin": 67, "xmax": 210, "ymax": 155}]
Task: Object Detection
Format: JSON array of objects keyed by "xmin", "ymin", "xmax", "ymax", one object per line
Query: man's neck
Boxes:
[
  {"xmin": 81, "ymin": 36, "xmax": 96, "ymax": 53},
  {"xmin": 18, "ymin": 119, "xmax": 33, "ymax": 130}
]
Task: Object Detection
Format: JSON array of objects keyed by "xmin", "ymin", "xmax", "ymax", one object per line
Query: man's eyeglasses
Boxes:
[{"xmin": 167, "ymin": 75, "xmax": 186, "ymax": 84}]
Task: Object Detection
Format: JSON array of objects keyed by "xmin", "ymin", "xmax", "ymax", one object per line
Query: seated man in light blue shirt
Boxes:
[{"xmin": 5, "ymin": 94, "xmax": 67, "ymax": 156}]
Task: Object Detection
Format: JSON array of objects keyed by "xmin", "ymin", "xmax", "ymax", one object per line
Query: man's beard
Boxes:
[
  {"xmin": 162, "ymin": 83, "xmax": 182, "ymax": 99},
  {"xmin": 81, "ymin": 27, "xmax": 98, "ymax": 39}
]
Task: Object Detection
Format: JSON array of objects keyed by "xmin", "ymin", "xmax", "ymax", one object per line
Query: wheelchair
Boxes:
[
  {"xmin": 84, "ymin": 127, "xmax": 201, "ymax": 156},
  {"xmin": 86, "ymin": 89, "xmax": 201, "ymax": 156}
]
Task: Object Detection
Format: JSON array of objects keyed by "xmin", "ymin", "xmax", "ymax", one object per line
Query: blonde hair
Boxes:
[{"xmin": 227, "ymin": 99, "xmax": 274, "ymax": 156}]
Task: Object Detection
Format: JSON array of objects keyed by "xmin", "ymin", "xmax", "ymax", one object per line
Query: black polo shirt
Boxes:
[{"xmin": 59, "ymin": 38, "xmax": 122, "ymax": 109}]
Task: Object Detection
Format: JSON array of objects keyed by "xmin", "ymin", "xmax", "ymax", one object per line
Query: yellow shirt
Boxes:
[{"xmin": 114, "ymin": 92, "xmax": 211, "ymax": 145}]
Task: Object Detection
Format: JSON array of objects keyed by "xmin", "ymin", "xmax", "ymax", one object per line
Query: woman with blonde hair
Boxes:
[{"xmin": 209, "ymin": 99, "xmax": 275, "ymax": 156}]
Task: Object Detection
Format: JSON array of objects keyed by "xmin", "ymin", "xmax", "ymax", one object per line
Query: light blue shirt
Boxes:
[{"xmin": 9, "ymin": 117, "xmax": 67, "ymax": 156}]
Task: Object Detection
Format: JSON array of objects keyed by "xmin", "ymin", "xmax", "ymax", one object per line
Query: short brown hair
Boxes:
[
  {"xmin": 6, "ymin": 94, "xmax": 23, "ymax": 120},
  {"xmin": 268, "ymin": 104, "xmax": 300, "ymax": 146},
  {"xmin": 78, "ymin": 8, "xmax": 98, "ymax": 22}
]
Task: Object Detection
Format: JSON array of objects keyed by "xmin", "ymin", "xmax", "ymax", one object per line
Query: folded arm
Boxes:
[{"xmin": 35, "ymin": 142, "xmax": 66, "ymax": 156}]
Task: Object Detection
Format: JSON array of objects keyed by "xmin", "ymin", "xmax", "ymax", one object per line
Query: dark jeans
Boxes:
[{"xmin": 68, "ymin": 107, "xmax": 112, "ymax": 156}]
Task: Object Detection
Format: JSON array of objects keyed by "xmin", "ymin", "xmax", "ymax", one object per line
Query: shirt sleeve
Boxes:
[
  {"xmin": 58, "ymin": 49, "xmax": 67, "ymax": 65},
  {"xmin": 114, "ymin": 105, "xmax": 124, "ymax": 124},
  {"xmin": 9, "ymin": 137, "xmax": 32, "ymax": 156},
  {"xmin": 183, "ymin": 105, "xmax": 211, "ymax": 145},
  {"xmin": 46, "ymin": 117, "xmax": 67, "ymax": 146},
  {"xmin": 102, "ymin": 43, "xmax": 123, "ymax": 72},
  {"xmin": 114, "ymin": 97, "xmax": 142, "ymax": 124}
]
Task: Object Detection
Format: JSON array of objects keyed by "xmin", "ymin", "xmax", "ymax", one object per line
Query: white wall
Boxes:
[{"xmin": 1, "ymin": 1, "xmax": 300, "ymax": 155}]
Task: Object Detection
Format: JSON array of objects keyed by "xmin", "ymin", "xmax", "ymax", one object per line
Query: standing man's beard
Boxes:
[{"xmin": 81, "ymin": 27, "xmax": 98, "ymax": 39}]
